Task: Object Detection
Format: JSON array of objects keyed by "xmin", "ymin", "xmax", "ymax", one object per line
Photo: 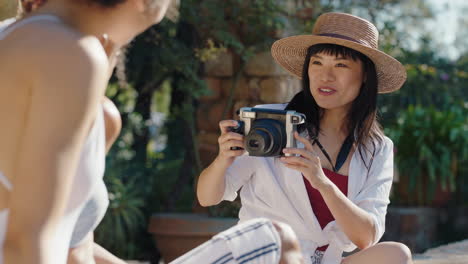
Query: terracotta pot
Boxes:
[{"xmin": 148, "ymin": 213, "xmax": 237, "ymax": 263}]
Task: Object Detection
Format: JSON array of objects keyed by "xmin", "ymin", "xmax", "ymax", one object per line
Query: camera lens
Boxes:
[
  {"xmin": 248, "ymin": 140, "xmax": 260, "ymax": 148},
  {"xmin": 246, "ymin": 130, "xmax": 271, "ymax": 153},
  {"xmin": 245, "ymin": 119, "xmax": 286, "ymax": 156}
]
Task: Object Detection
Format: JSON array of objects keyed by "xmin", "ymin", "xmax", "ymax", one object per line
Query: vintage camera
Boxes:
[{"xmin": 229, "ymin": 107, "xmax": 306, "ymax": 157}]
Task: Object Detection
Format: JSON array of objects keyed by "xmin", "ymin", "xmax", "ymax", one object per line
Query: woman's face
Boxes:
[{"xmin": 308, "ymin": 51, "xmax": 365, "ymax": 112}]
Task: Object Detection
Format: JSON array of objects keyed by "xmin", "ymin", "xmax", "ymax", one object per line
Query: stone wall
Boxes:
[
  {"xmin": 197, "ymin": 50, "xmax": 302, "ymax": 167},
  {"xmin": 382, "ymin": 206, "xmax": 468, "ymax": 254},
  {"xmin": 0, "ymin": 0, "xmax": 17, "ymax": 20}
]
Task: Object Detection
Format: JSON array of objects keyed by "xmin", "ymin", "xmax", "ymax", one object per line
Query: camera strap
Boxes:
[{"xmin": 312, "ymin": 134, "xmax": 354, "ymax": 173}]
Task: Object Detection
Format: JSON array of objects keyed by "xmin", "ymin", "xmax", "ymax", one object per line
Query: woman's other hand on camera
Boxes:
[{"xmin": 280, "ymin": 132, "xmax": 331, "ymax": 191}]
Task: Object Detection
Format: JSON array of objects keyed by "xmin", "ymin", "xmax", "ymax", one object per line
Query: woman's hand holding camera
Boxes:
[
  {"xmin": 281, "ymin": 132, "xmax": 331, "ymax": 191},
  {"xmin": 217, "ymin": 120, "xmax": 246, "ymax": 167},
  {"xmin": 197, "ymin": 120, "xmax": 244, "ymax": 206}
]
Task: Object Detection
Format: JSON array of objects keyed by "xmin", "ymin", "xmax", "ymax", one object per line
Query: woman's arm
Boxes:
[
  {"xmin": 281, "ymin": 133, "xmax": 382, "ymax": 249},
  {"xmin": 102, "ymin": 96, "xmax": 122, "ymax": 152},
  {"xmin": 67, "ymin": 97, "xmax": 123, "ymax": 264},
  {"xmin": 93, "ymin": 243, "xmax": 126, "ymax": 264},
  {"xmin": 67, "ymin": 235, "xmax": 126, "ymax": 264},
  {"xmin": 319, "ymin": 138, "xmax": 394, "ymax": 249},
  {"xmin": 4, "ymin": 23, "xmax": 108, "ymax": 264},
  {"xmin": 93, "ymin": 97, "xmax": 124, "ymax": 263},
  {"xmin": 317, "ymin": 181, "xmax": 375, "ymax": 249},
  {"xmin": 197, "ymin": 120, "xmax": 245, "ymax": 206}
]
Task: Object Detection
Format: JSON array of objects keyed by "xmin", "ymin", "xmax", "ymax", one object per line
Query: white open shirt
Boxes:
[{"xmin": 222, "ymin": 104, "xmax": 394, "ymax": 264}]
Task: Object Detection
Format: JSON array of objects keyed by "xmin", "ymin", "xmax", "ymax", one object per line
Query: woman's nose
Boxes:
[{"xmin": 319, "ymin": 67, "xmax": 336, "ymax": 82}]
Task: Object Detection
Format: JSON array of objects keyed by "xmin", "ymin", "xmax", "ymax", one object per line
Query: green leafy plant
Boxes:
[
  {"xmin": 386, "ymin": 104, "xmax": 468, "ymax": 206},
  {"xmin": 95, "ymin": 174, "xmax": 146, "ymax": 257}
]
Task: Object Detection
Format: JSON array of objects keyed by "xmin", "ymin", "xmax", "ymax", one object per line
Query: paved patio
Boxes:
[{"xmin": 413, "ymin": 239, "xmax": 468, "ymax": 264}]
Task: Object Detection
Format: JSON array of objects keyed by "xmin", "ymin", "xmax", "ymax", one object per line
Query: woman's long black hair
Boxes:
[{"xmin": 285, "ymin": 43, "xmax": 383, "ymax": 170}]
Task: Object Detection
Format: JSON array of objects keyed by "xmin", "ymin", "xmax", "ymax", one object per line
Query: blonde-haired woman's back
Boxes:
[{"xmin": 0, "ymin": 14, "xmax": 109, "ymax": 264}]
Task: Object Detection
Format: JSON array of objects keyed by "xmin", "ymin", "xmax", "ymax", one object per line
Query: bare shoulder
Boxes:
[
  {"xmin": 3, "ymin": 17, "xmax": 106, "ymax": 59},
  {"xmin": 2, "ymin": 18, "xmax": 108, "ymax": 96}
]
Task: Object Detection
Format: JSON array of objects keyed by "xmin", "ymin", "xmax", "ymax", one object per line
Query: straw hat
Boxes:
[{"xmin": 271, "ymin": 12, "xmax": 406, "ymax": 93}]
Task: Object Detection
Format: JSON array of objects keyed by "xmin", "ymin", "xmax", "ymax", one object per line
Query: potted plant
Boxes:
[{"xmin": 383, "ymin": 103, "xmax": 467, "ymax": 253}]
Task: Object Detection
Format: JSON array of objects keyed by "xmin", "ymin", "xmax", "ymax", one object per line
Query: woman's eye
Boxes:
[
  {"xmin": 336, "ymin": 63, "xmax": 348, "ymax": 67},
  {"xmin": 311, "ymin": 60, "xmax": 322, "ymax": 65}
]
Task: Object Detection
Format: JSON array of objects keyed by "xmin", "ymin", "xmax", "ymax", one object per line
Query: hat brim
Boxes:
[{"xmin": 271, "ymin": 35, "xmax": 407, "ymax": 93}]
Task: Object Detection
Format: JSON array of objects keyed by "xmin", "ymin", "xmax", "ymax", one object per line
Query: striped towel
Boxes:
[{"xmin": 171, "ymin": 218, "xmax": 281, "ymax": 264}]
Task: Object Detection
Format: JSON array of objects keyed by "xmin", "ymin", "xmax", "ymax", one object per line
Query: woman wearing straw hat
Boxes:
[{"xmin": 198, "ymin": 12, "xmax": 412, "ymax": 264}]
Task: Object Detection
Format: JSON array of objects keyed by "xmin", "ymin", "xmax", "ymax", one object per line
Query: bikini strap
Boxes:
[{"xmin": 312, "ymin": 134, "xmax": 354, "ymax": 173}]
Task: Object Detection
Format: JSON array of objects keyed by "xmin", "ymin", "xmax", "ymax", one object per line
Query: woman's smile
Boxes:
[{"xmin": 318, "ymin": 86, "xmax": 337, "ymax": 96}]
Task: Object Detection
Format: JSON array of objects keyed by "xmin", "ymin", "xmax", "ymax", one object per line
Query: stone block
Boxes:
[
  {"xmin": 0, "ymin": 1, "xmax": 17, "ymax": 20},
  {"xmin": 452, "ymin": 206, "xmax": 468, "ymax": 235},
  {"xmin": 198, "ymin": 131, "xmax": 219, "ymax": 145},
  {"xmin": 204, "ymin": 51, "xmax": 233, "ymax": 77},
  {"xmin": 199, "ymin": 77, "xmax": 222, "ymax": 102},
  {"xmin": 244, "ymin": 51, "xmax": 290, "ymax": 77},
  {"xmin": 197, "ymin": 132, "xmax": 219, "ymax": 167},
  {"xmin": 198, "ymin": 146, "xmax": 218, "ymax": 168},
  {"xmin": 197, "ymin": 100, "xmax": 228, "ymax": 133},
  {"xmin": 383, "ymin": 207, "xmax": 440, "ymax": 253},
  {"xmin": 221, "ymin": 76, "xmax": 250, "ymax": 100},
  {"xmin": 260, "ymin": 76, "xmax": 302, "ymax": 103},
  {"xmin": 247, "ymin": 78, "xmax": 261, "ymax": 100}
]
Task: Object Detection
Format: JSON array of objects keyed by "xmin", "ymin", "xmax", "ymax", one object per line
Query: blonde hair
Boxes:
[{"xmin": 18, "ymin": 0, "xmax": 178, "ymax": 21}]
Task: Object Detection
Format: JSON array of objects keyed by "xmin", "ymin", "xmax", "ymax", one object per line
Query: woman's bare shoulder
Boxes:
[{"xmin": 1, "ymin": 18, "xmax": 108, "ymax": 90}]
